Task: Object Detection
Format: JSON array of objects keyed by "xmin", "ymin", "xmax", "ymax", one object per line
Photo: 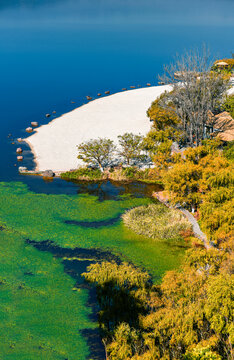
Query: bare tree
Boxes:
[{"xmin": 159, "ymin": 46, "xmax": 230, "ymax": 146}]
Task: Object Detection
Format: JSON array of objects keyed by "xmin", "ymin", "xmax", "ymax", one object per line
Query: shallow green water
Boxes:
[
  {"xmin": 0, "ymin": 182, "xmax": 187, "ymax": 359},
  {"xmin": 0, "ymin": 230, "xmax": 94, "ymax": 360}
]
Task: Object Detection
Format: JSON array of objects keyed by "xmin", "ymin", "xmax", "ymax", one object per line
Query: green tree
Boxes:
[
  {"xmin": 184, "ymin": 346, "xmax": 222, "ymax": 360},
  {"xmin": 107, "ymin": 323, "xmax": 142, "ymax": 360},
  {"xmin": 142, "ymin": 248, "xmax": 232, "ymax": 360},
  {"xmin": 144, "ymin": 93, "xmax": 182, "ymax": 170},
  {"xmin": 205, "ymin": 274, "xmax": 234, "ymax": 359},
  {"xmin": 77, "ymin": 138, "xmax": 116, "ymax": 171},
  {"xmin": 223, "ymin": 141, "xmax": 234, "ymax": 161},
  {"xmin": 82, "ymin": 261, "xmax": 150, "ymax": 333},
  {"xmin": 117, "ymin": 133, "xmax": 145, "ymax": 166},
  {"xmin": 221, "ymin": 95, "xmax": 234, "ymax": 118},
  {"xmin": 147, "ymin": 94, "xmax": 180, "ymax": 132},
  {"xmin": 164, "ymin": 161, "xmax": 202, "ymax": 209}
]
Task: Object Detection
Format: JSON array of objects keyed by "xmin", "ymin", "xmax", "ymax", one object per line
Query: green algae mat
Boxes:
[{"xmin": 0, "ymin": 182, "xmax": 187, "ymax": 359}]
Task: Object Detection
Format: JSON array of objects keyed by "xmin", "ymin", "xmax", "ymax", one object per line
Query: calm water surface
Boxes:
[{"xmin": 0, "ymin": 0, "xmax": 233, "ymax": 184}]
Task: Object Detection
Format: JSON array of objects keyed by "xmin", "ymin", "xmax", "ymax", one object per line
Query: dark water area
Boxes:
[
  {"xmin": 16, "ymin": 175, "xmax": 162, "ymax": 198},
  {"xmin": 0, "ymin": 0, "xmax": 234, "ymax": 188},
  {"xmin": 26, "ymin": 238, "xmax": 122, "ymax": 265}
]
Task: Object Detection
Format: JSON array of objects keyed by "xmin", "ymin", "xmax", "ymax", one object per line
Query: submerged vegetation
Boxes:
[
  {"xmin": 0, "ymin": 182, "xmax": 187, "ymax": 359},
  {"xmin": 0, "ymin": 228, "xmax": 95, "ymax": 360},
  {"xmin": 122, "ymin": 203, "xmax": 191, "ymax": 240}
]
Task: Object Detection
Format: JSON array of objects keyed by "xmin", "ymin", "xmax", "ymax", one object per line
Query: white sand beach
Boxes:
[
  {"xmin": 24, "ymin": 83, "xmax": 234, "ymax": 173},
  {"xmin": 24, "ymin": 85, "xmax": 172, "ymax": 172}
]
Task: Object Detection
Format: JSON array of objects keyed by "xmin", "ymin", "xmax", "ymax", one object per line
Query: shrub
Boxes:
[
  {"xmin": 221, "ymin": 94, "xmax": 234, "ymax": 118},
  {"xmin": 223, "ymin": 141, "xmax": 234, "ymax": 161},
  {"xmin": 184, "ymin": 346, "xmax": 222, "ymax": 360},
  {"xmin": 60, "ymin": 167, "xmax": 103, "ymax": 181},
  {"xmin": 122, "ymin": 203, "xmax": 191, "ymax": 240},
  {"xmin": 122, "ymin": 167, "xmax": 138, "ymax": 179}
]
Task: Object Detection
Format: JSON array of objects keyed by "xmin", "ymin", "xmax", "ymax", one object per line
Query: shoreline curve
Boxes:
[{"xmin": 24, "ymin": 85, "xmax": 172, "ymax": 172}]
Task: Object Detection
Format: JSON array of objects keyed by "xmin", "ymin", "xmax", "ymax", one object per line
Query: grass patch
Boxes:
[
  {"xmin": 60, "ymin": 166, "xmax": 162, "ymax": 184},
  {"xmin": 122, "ymin": 203, "xmax": 192, "ymax": 240},
  {"xmin": 61, "ymin": 167, "xmax": 104, "ymax": 181}
]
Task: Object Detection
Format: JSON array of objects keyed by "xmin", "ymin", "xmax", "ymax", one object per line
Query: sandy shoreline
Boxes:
[
  {"xmin": 24, "ymin": 84, "xmax": 234, "ymax": 173},
  {"xmin": 24, "ymin": 85, "xmax": 172, "ymax": 172}
]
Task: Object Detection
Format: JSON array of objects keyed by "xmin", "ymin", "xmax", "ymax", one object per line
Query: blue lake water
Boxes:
[{"xmin": 0, "ymin": 0, "xmax": 234, "ymax": 183}]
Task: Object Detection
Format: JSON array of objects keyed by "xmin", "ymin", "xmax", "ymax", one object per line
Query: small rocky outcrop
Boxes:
[
  {"xmin": 16, "ymin": 147, "xmax": 23, "ymax": 154},
  {"xmin": 17, "ymin": 156, "xmax": 23, "ymax": 161},
  {"xmin": 26, "ymin": 127, "xmax": 33, "ymax": 133},
  {"xmin": 46, "ymin": 114, "xmax": 50, "ymax": 118},
  {"xmin": 31, "ymin": 122, "xmax": 38, "ymax": 127},
  {"xmin": 43, "ymin": 170, "xmax": 54, "ymax": 178},
  {"xmin": 18, "ymin": 166, "xmax": 27, "ymax": 173}
]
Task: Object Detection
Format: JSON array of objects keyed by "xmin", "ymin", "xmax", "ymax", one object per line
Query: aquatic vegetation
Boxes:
[
  {"xmin": 0, "ymin": 181, "xmax": 187, "ymax": 359},
  {"xmin": 122, "ymin": 203, "xmax": 191, "ymax": 240},
  {"xmin": 0, "ymin": 182, "xmax": 185, "ymax": 280},
  {"xmin": 0, "ymin": 229, "xmax": 96, "ymax": 360}
]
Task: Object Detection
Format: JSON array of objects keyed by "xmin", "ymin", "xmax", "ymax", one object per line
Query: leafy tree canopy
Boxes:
[
  {"xmin": 117, "ymin": 133, "xmax": 145, "ymax": 166},
  {"xmin": 77, "ymin": 138, "xmax": 116, "ymax": 171}
]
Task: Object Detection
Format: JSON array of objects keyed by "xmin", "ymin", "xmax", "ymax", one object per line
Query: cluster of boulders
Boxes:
[{"xmin": 25, "ymin": 121, "xmax": 39, "ymax": 134}]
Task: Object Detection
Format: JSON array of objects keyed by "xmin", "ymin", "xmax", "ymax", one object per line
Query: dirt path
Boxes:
[
  {"xmin": 153, "ymin": 191, "xmax": 211, "ymax": 249},
  {"xmin": 179, "ymin": 208, "xmax": 211, "ymax": 249}
]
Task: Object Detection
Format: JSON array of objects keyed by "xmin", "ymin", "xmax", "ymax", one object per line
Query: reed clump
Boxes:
[{"xmin": 122, "ymin": 203, "xmax": 191, "ymax": 240}]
